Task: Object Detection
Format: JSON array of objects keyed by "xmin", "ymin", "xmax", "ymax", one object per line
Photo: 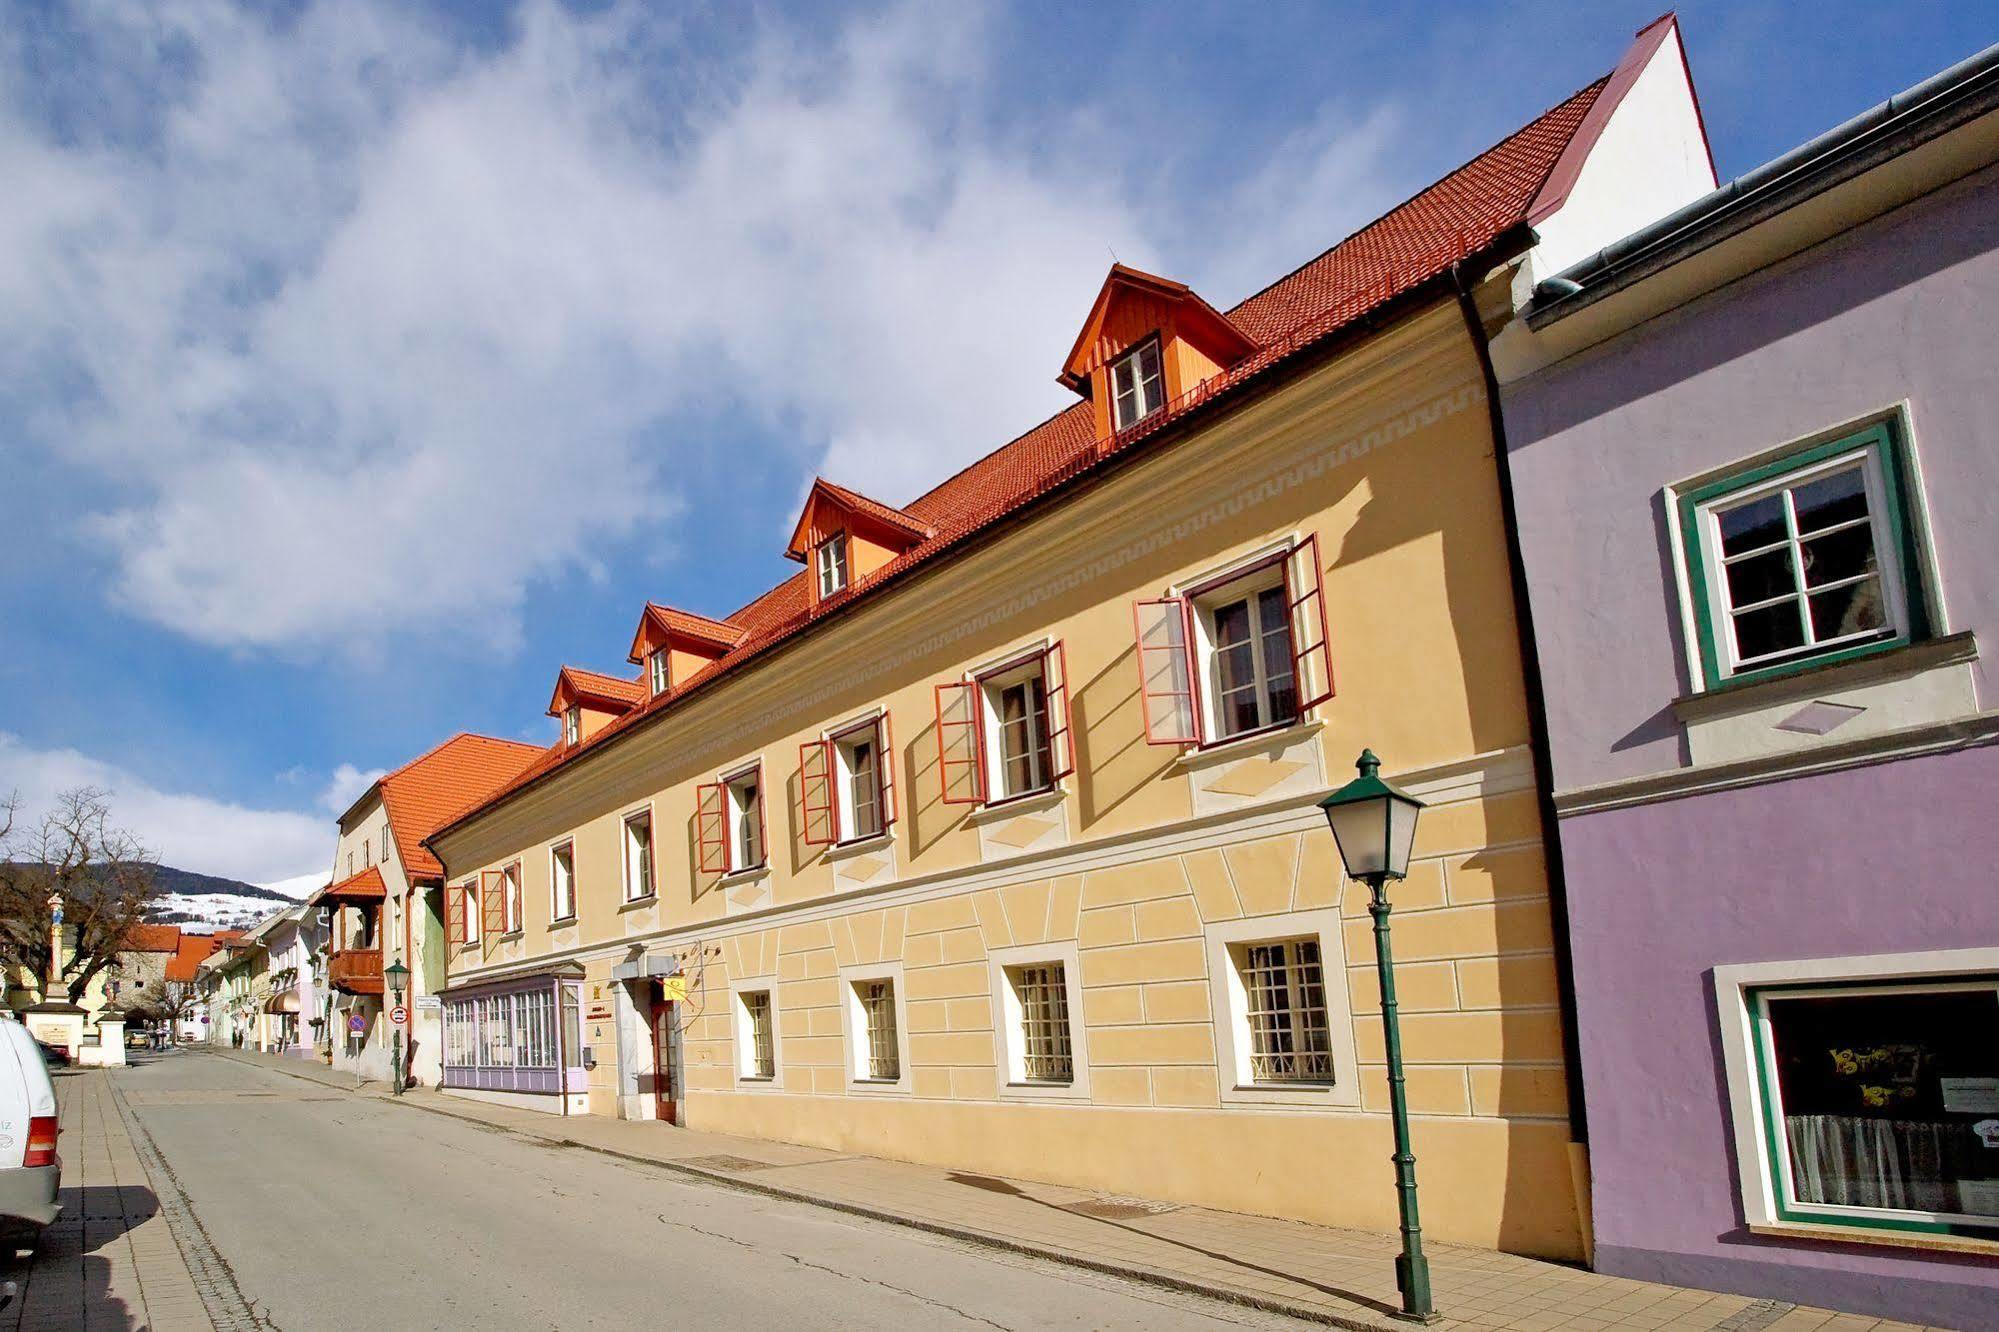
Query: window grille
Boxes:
[
  {"xmin": 743, "ymin": 991, "xmax": 774, "ymax": 1078},
  {"xmin": 860, "ymin": 981, "xmax": 898, "ymax": 1080},
  {"xmin": 1011, "ymin": 964, "xmax": 1072, "ymax": 1083},
  {"xmin": 1239, "ymin": 939, "xmax": 1334, "ymax": 1083}
]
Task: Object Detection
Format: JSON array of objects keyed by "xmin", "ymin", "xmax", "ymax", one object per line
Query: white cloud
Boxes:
[
  {"xmin": 0, "ymin": 733, "xmax": 329, "ymax": 885},
  {"xmin": 257, "ymin": 871, "xmax": 330, "ymax": 901},
  {"xmin": 318, "ymin": 763, "xmax": 387, "ymax": 816},
  {"xmin": 0, "ymin": 1, "xmax": 1406, "ymax": 655}
]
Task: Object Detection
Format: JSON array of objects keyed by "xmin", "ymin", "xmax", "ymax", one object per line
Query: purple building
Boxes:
[{"xmin": 1492, "ymin": 45, "xmax": 1999, "ymax": 1327}]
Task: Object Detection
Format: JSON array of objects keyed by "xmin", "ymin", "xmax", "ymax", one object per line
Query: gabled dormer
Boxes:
[
  {"xmin": 1059, "ymin": 264, "xmax": 1257, "ymax": 442},
  {"xmin": 547, "ymin": 666, "xmax": 644, "ymax": 746},
  {"xmin": 785, "ymin": 479, "xmax": 933, "ymax": 608},
  {"xmin": 626, "ymin": 603, "xmax": 747, "ymax": 698}
]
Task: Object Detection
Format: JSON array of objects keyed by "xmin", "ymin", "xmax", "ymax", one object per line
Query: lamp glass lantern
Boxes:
[
  {"xmin": 1318, "ymin": 749, "xmax": 1423, "ymax": 882},
  {"xmin": 383, "ymin": 959, "xmax": 410, "ymax": 1004}
]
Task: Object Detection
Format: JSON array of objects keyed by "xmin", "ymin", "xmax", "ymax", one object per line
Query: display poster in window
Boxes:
[{"xmin": 1940, "ymin": 1077, "xmax": 1999, "ymax": 1115}]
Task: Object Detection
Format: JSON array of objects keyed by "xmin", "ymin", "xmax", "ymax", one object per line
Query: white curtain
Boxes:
[{"xmin": 1786, "ymin": 1115, "xmax": 1954, "ymax": 1213}]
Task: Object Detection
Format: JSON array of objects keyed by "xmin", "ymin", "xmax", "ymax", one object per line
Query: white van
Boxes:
[{"xmin": 0, "ymin": 1020, "xmax": 60, "ymax": 1239}]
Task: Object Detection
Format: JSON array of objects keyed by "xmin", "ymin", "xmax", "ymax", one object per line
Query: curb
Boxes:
[{"xmin": 206, "ymin": 1050, "xmax": 1400, "ymax": 1330}]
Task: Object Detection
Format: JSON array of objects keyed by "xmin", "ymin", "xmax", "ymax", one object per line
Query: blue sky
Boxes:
[{"xmin": 1, "ymin": 0, "xmax": 1992, "ymax": 887}]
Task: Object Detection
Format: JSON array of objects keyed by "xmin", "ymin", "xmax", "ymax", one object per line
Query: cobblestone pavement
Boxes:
[
  {"xmin": 1, "ymin": 1057, "xmax": 227, "ymax": 1332},
  {"xmin": 216, "ymin": 1049, "xmax": 1949, "ymax": 1332}
]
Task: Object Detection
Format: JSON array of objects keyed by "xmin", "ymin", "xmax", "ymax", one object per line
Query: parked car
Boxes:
[{"xmin": 0, "ymin": 1022, "xmax": 61, "ymax": 1243}]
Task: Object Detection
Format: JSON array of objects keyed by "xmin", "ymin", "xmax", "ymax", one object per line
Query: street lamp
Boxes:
[
  {"xmin": 384, "ymin": 959, "xmax": 410, "ymax": 1097},
  {"xmin": 1320, "ymin": 749, "xmax": 1437, "ymax": 1324}
]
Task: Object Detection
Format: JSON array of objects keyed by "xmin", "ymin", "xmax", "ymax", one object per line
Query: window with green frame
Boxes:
[
  {"xmin": 1749, "ymin": 978, "xmax": 1999, "ymax": 1237},
  {"xmin": 1678, "ymin": 421, "xmax": 1930, "ymax": 687}
]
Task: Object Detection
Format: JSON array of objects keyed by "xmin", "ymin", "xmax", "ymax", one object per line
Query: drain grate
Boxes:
[
  {"xmin": 678, "ymin": 1154, "xmax": 775, "ymax": 1173},
  {"xmin": 1066, "ymin": 1195, "xmax": 1182, "ymax": 1220}
]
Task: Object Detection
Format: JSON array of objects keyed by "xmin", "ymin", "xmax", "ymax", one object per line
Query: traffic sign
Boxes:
[
  {"xmin": 390, "ymin": 1005, "xmax": 408, "ymax": 1026},
  {"xmin": 347, "ymin": 1014, "xmax": 365, "ymax": 1034}
]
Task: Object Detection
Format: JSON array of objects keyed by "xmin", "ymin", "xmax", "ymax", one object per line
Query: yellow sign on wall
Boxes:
[{"xmin": 659, "ymin": 975, "xmax": 688, "ymax": 1004}]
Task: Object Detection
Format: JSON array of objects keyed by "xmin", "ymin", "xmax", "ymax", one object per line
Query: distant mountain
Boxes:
[{"xmin": 144, "ymin": 864, "xmax": 309, "ymax": 931}]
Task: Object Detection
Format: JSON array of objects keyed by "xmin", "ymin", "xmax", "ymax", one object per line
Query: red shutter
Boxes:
[
  {"xmin": 444, "ymin": 885, "xmax": 461, "ymax": 947},
  {"xmin": 934, "ymin": 681, "xmax": 986, "ymax": 805},
  {"xmin": 878, "ymin": 712, "xmax": 898, "ymax": 830},
  {"xmin": 799, "ymin": 739, "xmax": 836, "ymax": 845},
  {"xmin": 480, "ymin": 870, "xmax": 505, "ymax": 947},
  {"xmin": 1042, "ymin": 641, "xmax": 1076, "ymax": 781},
  {"xmin": 1133, "ymin": 597, "xmax": 1200, "ymax": 744},
  {"xmin": 695, "ymin": 781, "xmax": 728, "ymax": 875},
  {"xmin": 753, "ymin": 766, "xmax": 769, "ymax": 869},
  {"xmin": 1283, "ymin": 534, "xmax": 1335, "ymax": 712}
]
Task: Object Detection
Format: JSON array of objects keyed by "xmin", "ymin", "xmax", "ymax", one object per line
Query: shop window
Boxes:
[
  {"xmin": 1679, "ymin": 421, "xmax": 1929, "ymax": 686},
  {"xmin": 1750, "ymin": 979, "xmax": 1999, "ymax": 1234}
]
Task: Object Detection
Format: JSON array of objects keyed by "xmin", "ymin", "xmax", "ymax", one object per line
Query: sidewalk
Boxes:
[
  {"xmin": 216, "ymin": 1049, "xmax": 1927, "ymax": 1332},
  {"xmin": 3, "ymin": 1064, "xmax": 213, "ymax": 1332}
]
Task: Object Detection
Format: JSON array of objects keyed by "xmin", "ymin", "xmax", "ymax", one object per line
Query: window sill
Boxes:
[
  {"xmin": 1746, "ymin": 1220, "xmax": 1999, "ymax": 1258},
  {"xmin": 966, "ymin": 786, "xmax": 1066, "ymax": 825},
  {"xmin": 618, "ymin": 896, "xmax": 658, "ymax": 913},
  {"xmin": 998, "ymin": 1079, "xmax": 1089, "ymax": 1102},
  {"xmin": 847, "ymin": 1076, "xmax": 910, "ymax": 1094},
  {"xmin": 826, "ymin": 832, "xmax": 894, "ymax": 861},
  {"xmin": 734, "ymin": 1074, "xmax": 780, "ymax": 1090},
  {"xmin": 718, "ymin": 864, "xmax": 771, "ymax": 888},
  {"xmin": 1676, "ymin": 631, "xmax": 1976, "ymax": 722},
  {"xmin": 546, "ymin": 917, "xmax": 577, "ymax": 929},
  {"xmin": 1177, "ymin": 718, "xmax": 1323, "ymax": 769}
]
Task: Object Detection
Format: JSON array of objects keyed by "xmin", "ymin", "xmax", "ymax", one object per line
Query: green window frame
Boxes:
[
  {"xmin": 1747, "ymin": 977, "xmax": 1999, "ymax": 1239},
  {"xmin": 1678, "ymin": 421, "xmax": 1930, "ymax": 689}
]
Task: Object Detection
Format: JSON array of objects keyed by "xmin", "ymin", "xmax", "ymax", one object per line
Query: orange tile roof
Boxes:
[
  {"xmin": 433, "ymin": 70, "xmax": 1613, "ymax": 846},
  {"xmin": 785, "ymin": 479, "xmax": 934, "ymax": 560},
  {"xmin": 627, "ymin": 603, "xmax": 746, "ymax": 662},
  {"xmin": 316, "ymin": 865, "xmax": 387, "ymax": 902},
  {"xmin": 122, "ymin": 923, "xmax": 181, "ymax": 954},
  {"xmin": 166, "ymin": 930, "xmax": 235, "ymax": 981},
  {"xmin": 370, "ymin": 734, "xmax": 547, "ymax": 881},
  {"xmin": 548, "ymin": 665, "xmax": 645, "ymax": 717}
]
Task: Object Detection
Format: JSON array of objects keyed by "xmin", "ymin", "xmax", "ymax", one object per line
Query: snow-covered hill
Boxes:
[{"xmin": 145, "ymin": 865, "xmax": 314, "ymax": 931}]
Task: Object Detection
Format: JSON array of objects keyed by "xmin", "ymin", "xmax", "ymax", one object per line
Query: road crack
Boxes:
[{"xmin": 667, "ymin": 1215, "xmax": 1013, "ymax": 1330}]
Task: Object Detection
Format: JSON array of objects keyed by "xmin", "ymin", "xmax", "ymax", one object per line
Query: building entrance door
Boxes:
[{"xmin": 648, "ymin": 983, "xmax": 678, "ymax": 1125}]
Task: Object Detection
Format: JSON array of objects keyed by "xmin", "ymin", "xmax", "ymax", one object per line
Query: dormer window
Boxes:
[
  {"xmin": 817, "ymin": 533, "xmax": 850, "ymax": 599},
  {"xmin": 1111, "ymin": 338, "xmax": 1165, "ymax": 430},
  {"xmin": 563, "ymin": 706, "xmax": 582, "ymax": 746},
  {"xmin": 648, "ymin": 649, "xmax": 669, "ymax": 697}
]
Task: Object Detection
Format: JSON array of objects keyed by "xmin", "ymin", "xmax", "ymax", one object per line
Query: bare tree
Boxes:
[{"xmin": 0, "ymin": 787, "xmax": 160, "ymax": 1005}]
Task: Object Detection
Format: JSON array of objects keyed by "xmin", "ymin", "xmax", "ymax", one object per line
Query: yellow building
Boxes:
[{"xmin": 426, "ymin": 23, "xmax": 1714, "ymax": 1262}]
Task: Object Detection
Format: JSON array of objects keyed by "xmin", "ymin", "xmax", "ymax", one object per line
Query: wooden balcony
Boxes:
[{"xmin": 328, "ymin": 948, "xmax": 384, "ymax": 996}]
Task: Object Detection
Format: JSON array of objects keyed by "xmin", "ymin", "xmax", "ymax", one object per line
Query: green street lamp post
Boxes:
[
  {"xmin": 384, "ymin": 959, "xmax": 410, "ymax": 1097},
  {"xmin": 1319, "ymin": 749, "xmax": 1437, "ymax": 1324}
]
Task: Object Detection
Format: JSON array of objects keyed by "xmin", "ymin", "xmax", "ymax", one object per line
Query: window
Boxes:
[
  {"xmin": 1110, "ymin": 338, "xmax": 1165, "ymax": 430},
  {"xmin": 727, "ymin": 768, "xmax": 764, "ymax": 871},
  {"xmin": 549, "ymin": 841, "xmax": 576, "ymax": 921},
  {"xmin": 936, "ymin": 646, "xmax": 1074, "ymax": 807},
  {"xmin": 1008, "ymin": 963, "xmax": 1072, "ymax": 1083},
  {"xmin": 499, "ymin": 862, "xmax": 522, "ymax": 934},
  {"xmin": 1236, "ymin": 938, "xmax": 1333, "ymax": 1084},
  {"xmin": 346, "ymin": 851, "xmax": 354, "ymax": 878},
  {"xmin": 804, "ymin": 716, "xmax": 897, "ymax": 846},
  {"xmin": 454, "ymin": 880, "xmax": 481, "ymax": 947},
  {"xmin": 817, "ymin": 533, "xmax": 849, "ymax": 598},
  {"xmin": 648, "ymin": 650, "xmax": 669, "ymax": 697},
  {"xmin": 855, "ymin": 976, "xmax": 895, "ymax": 1080},
  {"xmin": 1135, "ymin": 537, "xmax": 1333, "ymax": 747},
  {"xmin": 363, "ymin": 838, "xmax": 371, "ymax": 867},
  {"xmin": 381, "ymin": 823, "xmax": 391, "ymax": 865},
  {"xmin": 564, "ymin": 706, "xmax": 582, "ymax": 746},
  {"xmin": 1748, "ymin": 978, "xmax": 1999, "ymax": 1235},
  {"xmin": 622, "ymin": 809, "xmax": 654, "ymax": 901},
  {"xmin": 737, "ymin": 989, "xmax": 775, "ymax": 1080},
  {"xmin": 1680, "ymin": 422, "xmax": 1927, "ymax": 685}
]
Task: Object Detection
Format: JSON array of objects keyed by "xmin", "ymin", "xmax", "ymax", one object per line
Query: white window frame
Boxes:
[
  {"xmin": 548, "ymin": 839, "xmax": 576, "ymax": 923},
  {"xmin": 621, "ymin": 805, "xmax": 656, "ymax": 903},
  {"xmin": 979, "ymin": 653, "xmax": 1055, "ymax": 803},
  {"xmin": 457, "ymin": 879, "xmax": 481, "ymax": 947},
  {"xmin": 986, "ymin": 941, "xmax": 1089, "ymax": 1102},
  {"xmin": 838, "ymin": 962, "xmax": 909, "ymax": 1093},
  {"xmin": 1714, "ymin": 948, "xmax": 1999, "ymax": 1242},
  {"xmin": 1204, "ymin": 909, "xmax": 1360, "ymax": 1109},
  {"xmin": 1189, "ymin": 559, "xmax": 1300, "ymax": 744},
  {"xmin": 731, "ymin": 978, "xmax": 781, "ymax": 1085},
  {"xmin": 722, "ymin": 762, "xmax": 767, "ymax": 876},
  {"xmin": 817, "ymin": 533, "xmax": 849, "ymax": 599},
  {"xmin": 648, "ymin": 649, "xmax": 669, "ymax": 697},
  {"xmin": 1110, "ymin": 336, "xmax": 1165, "ymax": 430},
  {"xmin": 830, "ymin": 715, "xmax": 888, "ymax": 847},
  {"xmin": 1690, "ymin": 446, "xmax": 1908, "ymax": 680},
  {"xmin": 563, "ymin": 705, "xmax": 582, "ymax": 746},
  {"xmin": 499, "ymin": 861, "xmax": 523, "ymax": 935},
  {"xmin": 380, "ymin": 822, "xmax": 392, "ymax": 866}
]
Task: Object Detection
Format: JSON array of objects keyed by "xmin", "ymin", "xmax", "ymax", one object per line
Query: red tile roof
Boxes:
[
  {"xmin": 432, "ymin": 70, "xmax": 1613, "ymax": 846},
  {"xmin": 165, "ymin": 930, "xmax": 234, "ymax": 982},
  {"xmin": 785, "ymin": 479, "xmax": 934, "ymax": 560},
  {"xmin": 122, "ymin": 924, "xmax": 182, "ymax": 954},
  {"xmin": 370, "ymin": 734, "xmax": 547, "ymax": 881},
  {"xmin": 627, "ymin": 603, "xmax": 747, "ymax": 663},
  {"xmin": 317, "ymin": 865, "xmax": 387, "ymax": 902}
]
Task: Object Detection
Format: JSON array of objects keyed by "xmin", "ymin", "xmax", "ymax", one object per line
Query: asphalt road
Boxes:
[{"xmin": 119, "ymin": 1052, "xmax": 1301, "ymax": 1331}]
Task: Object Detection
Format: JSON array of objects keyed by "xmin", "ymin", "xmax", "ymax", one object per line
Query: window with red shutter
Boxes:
[
  {"xmin": 934, "ymin": 681, "xmax": 986, "ymax": 805},
  {"xmin": 480, "ymin": 870, "xmax": 506, "ymax": 945},
  {"xmin": 1283, "ymin": 534, "xmax": 1335, "ymax": 712},
  {"xmin": 799, "ymin": 739, "xmax": 836, "ymax": 846},
  {"xmin": 695, "ymin": 781, "xmax": 728, "ymax": 875},
  {"xmin": 1133, "ymin": 597, "xmax": 1199, "ymax": 744}
]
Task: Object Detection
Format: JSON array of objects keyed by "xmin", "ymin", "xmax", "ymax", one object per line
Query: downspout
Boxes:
[{"xmin": 1449, "ymin": 263, "xmax": 1596, "ymax": 1251}]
